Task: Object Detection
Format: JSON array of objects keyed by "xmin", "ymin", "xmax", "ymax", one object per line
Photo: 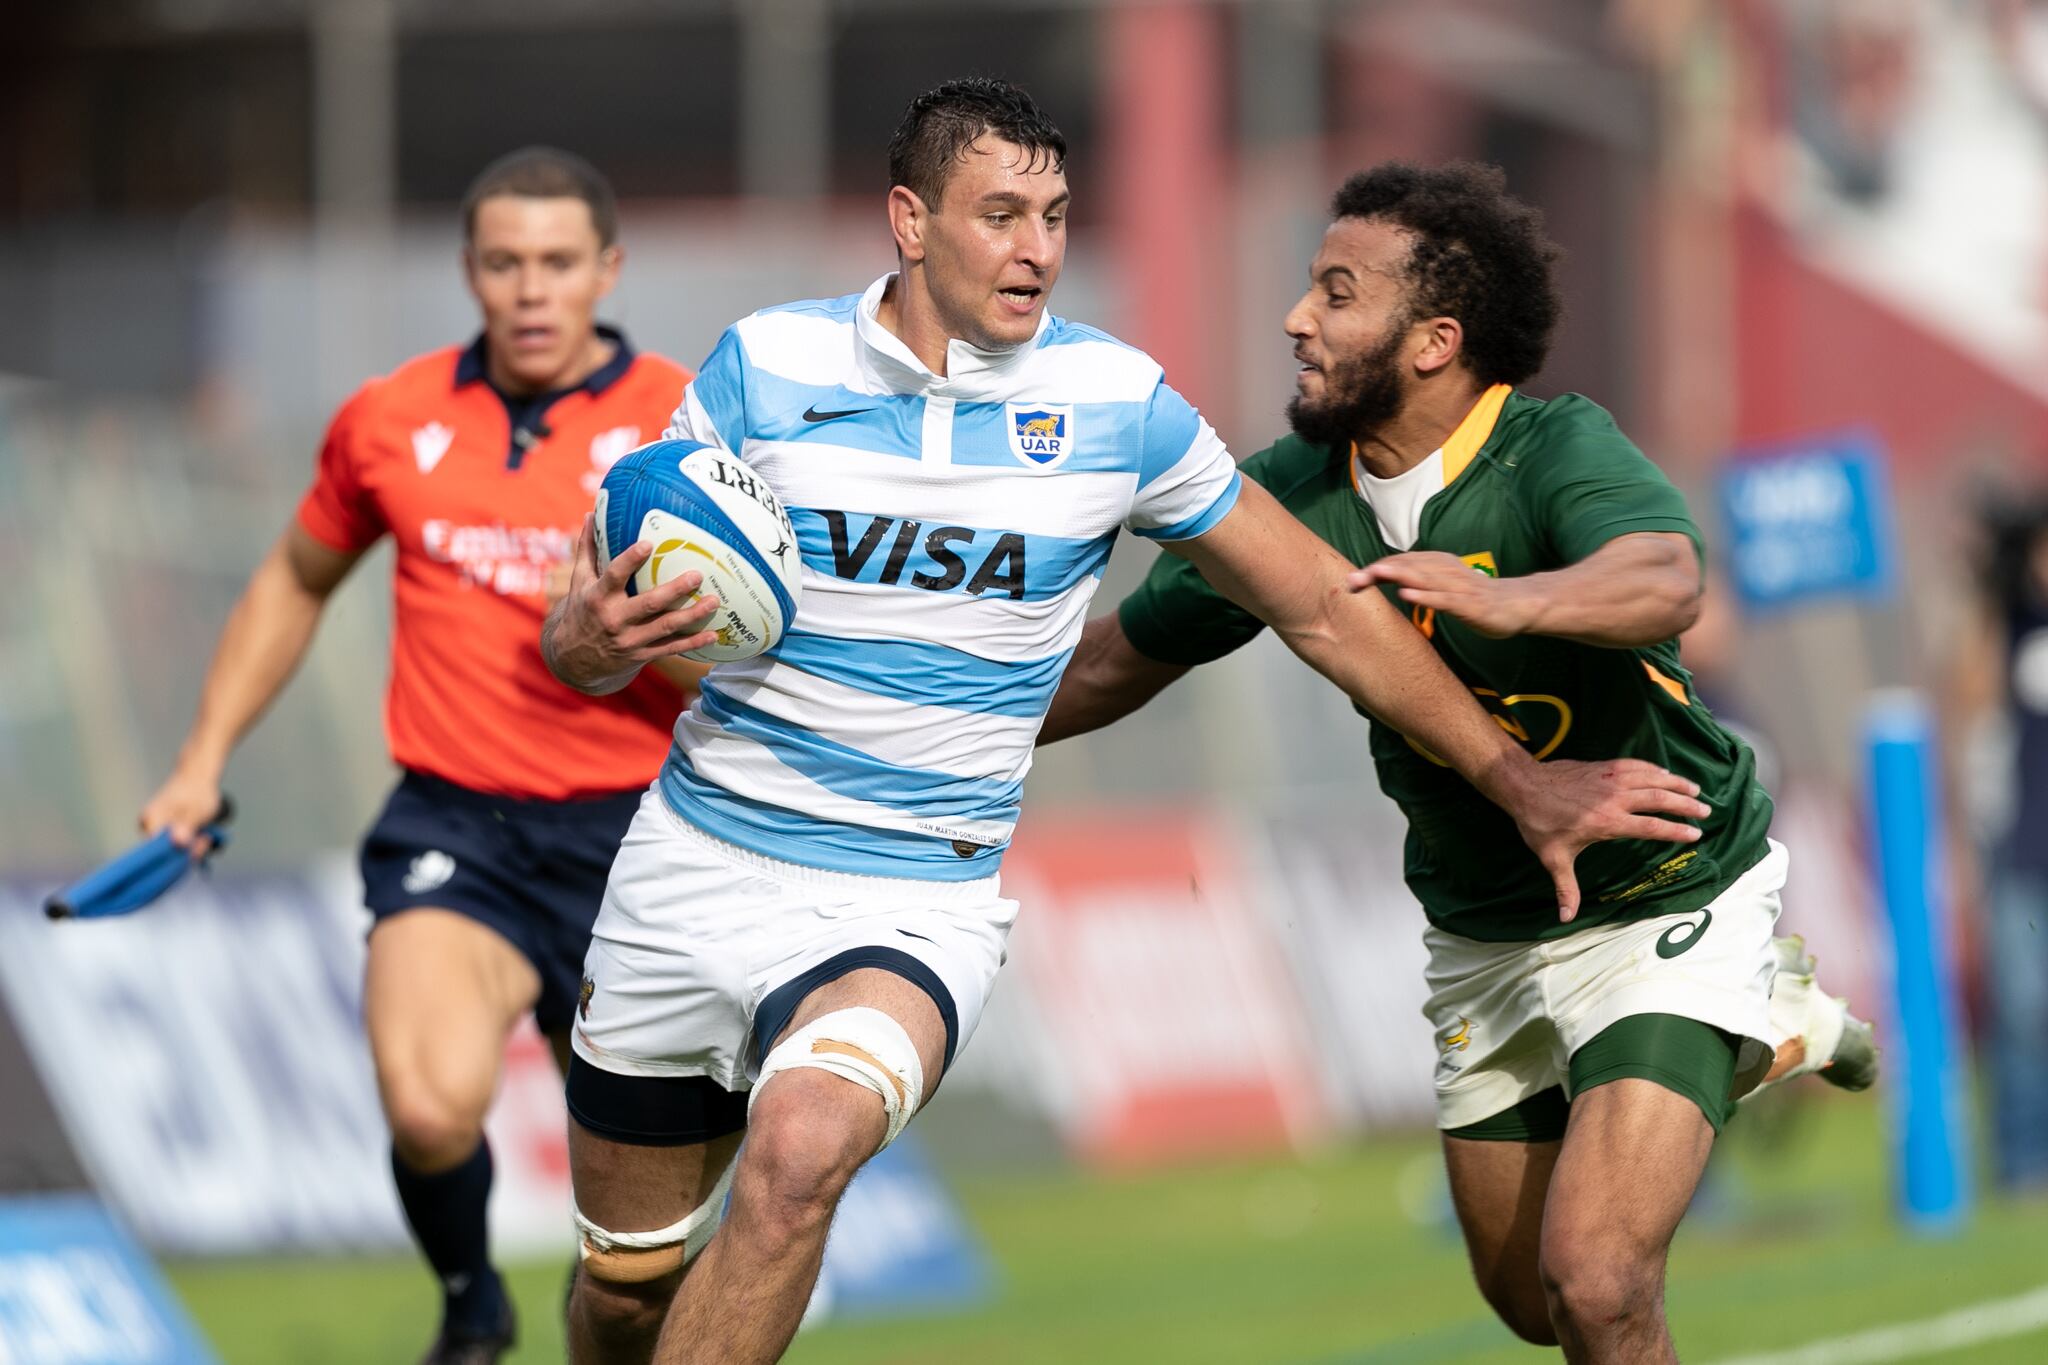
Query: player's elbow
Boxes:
[
  {"xmin": 1617, "ymin": 539, "xmax": 1702, "ymax": 644},
  {"xmin": 1663, "ymin": 576, "xmax": 1704, "ymax": 638}
]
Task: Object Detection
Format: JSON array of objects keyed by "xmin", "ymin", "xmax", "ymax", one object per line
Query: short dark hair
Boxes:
[
  {"xmin": 888, "ymin": 78, "xmax": 1067, "ymax": 208},
  {"xmin": 462, "ymin": 146, "xmax": 618, "ymax": 247},
  {"xmin": 1330, "ymin": 162, "xmax": 1561, "ymax": 387}
]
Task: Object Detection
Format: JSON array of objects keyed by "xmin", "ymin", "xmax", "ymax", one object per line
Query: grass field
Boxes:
[{"xmin": 166, "ymin": 1093, "xmax": 2048, "ymax": 1364}]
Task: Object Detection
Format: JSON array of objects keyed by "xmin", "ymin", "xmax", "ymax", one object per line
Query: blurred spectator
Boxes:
[
  {"xmin": 1952, "ymin": 488, "xmax": 2048, "ymax": 1192},
  {"xmin": 1783, "ymin": 0, "xmax": 1918, "ymax": 204}
]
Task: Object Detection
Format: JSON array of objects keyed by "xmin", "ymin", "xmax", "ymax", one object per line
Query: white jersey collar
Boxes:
[{"xmin": 854, "ymin": 273, "xmax": 1050, "ymax": 397}]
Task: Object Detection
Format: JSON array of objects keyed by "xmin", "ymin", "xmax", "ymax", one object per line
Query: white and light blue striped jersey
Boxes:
[{"xmin": 657, "ymin": 273, "xmax": 1242, "ymax": 879}]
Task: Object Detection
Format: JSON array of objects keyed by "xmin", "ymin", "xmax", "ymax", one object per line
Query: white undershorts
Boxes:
[
  {"xmin": 1424, "ymin": 839, "xmax": 1788, "ymax": 1130},
  {"xmin": 571, "ymin": 789, "xmax": 1017, "ymax": 1091}
]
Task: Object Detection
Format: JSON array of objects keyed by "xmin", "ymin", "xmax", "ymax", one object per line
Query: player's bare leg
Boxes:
[
  {"xmin": 367, "ymin": 909, "xmax": 540, "ymax": 1168},
  {"xmin": 364, "ymin": 909, "xmax": 543, "ymax": 1361},
  {"xmin": 651, "ymin": 968, "xmax": 948, "ymax": 1365},
  {"xmin": 565, "ymin": 1125, "xmax": 743, "ymax": 1365},
  {"xmin": 1538, "ymin": 1079, "xmax": 1713, "ymax": 1364},
  {"xmin": 1441, "ymin": 1135, "xmax": 1561, "ymax": 1345}
]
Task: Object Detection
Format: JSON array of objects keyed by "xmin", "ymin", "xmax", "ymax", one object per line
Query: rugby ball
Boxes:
[{"xmin": 593, "ymin": 439, "xmax": 802, "ymax": 663}]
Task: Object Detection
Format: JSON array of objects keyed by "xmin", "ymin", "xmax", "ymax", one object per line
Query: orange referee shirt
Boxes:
[{"xmin": 297, "ymin": 328, "xmax": 690, "ymax": 800}]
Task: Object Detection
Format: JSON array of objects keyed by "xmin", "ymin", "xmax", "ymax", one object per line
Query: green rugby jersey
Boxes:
[{"xmin": 1119, "ymin": 386, "xmax": 1773, "ymax": 942}]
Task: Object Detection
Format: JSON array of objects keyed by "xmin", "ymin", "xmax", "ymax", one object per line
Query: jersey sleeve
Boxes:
[
  {"xmin": 294, "ymin": 391, "xmax": 386, "ymax": 552},
  {"xmin": 662, "ymin": 323, "xmax": 748, "ymax": 454},
  {"xmin": 1117, "ymin": 442, "xmax": 1296, "ymax": 667},
  {"xmin": 1515, "ymin": 401, "xmax": 1703, "ymax": 567},
  {"xmin": 1124, "ymin": 383, "xmax": 1242, "ymax": 541}
]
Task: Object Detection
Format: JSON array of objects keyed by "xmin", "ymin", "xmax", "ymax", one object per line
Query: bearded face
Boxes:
[{"xmin": 1286, "ymin": 309, "xmax": 1413, "ymax": 450}]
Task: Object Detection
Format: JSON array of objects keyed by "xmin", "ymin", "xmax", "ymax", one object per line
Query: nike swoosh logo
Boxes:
[{"xmin": 802, "ymin": 405, "xmax": 872, "ymax": 423}]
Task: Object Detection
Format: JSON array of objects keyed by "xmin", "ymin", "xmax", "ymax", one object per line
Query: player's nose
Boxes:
[
  {"xmin": 1015, "ymin": 217, "xmax": 1056, "ymax": 269},
  {"xmin": 1284, "ymin": 293, "xmax": 1316, "ymax": 339}
]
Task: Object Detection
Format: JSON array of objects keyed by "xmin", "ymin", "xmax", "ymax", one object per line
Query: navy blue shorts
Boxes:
[{"xmin": 360, "ymin": 770, "xmax": 642, "ymax": 1034}]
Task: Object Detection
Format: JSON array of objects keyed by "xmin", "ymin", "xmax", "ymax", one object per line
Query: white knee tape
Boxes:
[
  {"xmin": 574, "ymin": 1159, "xmax": 736, "ymax": 1282},
  {"xmin": 751, "ymin": 1007, "xmax": 925, "ymax": 1150}
]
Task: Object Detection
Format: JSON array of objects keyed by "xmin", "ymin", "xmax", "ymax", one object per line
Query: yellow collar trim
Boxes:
[
  {"xmin": 1441, "ymin": 383, "xmax": 1512, "ymax": 485},
  {"xmin": 1347, "ymin": 383, "xmax": 1513, "ymax": 496}
]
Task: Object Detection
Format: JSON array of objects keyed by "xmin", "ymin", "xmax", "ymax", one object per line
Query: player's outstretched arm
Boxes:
[
  {"xmin": 1170, "ymin": 483, "xmax": 1710, "ymax": 918},
  {"xmin": 1039, "ymin": 615, "xmax": 1190, "ymax": 744},
  {"xmin": 1350, "ymin": 532, "xmax": 1702, "ymax": 648},
  {"xmin": 139, "ymin": 523, "xmax": 363, "ymax": 855},
  {"xmin": 541, "ymin": 513, "xmax": 724, "ymax": 696}
]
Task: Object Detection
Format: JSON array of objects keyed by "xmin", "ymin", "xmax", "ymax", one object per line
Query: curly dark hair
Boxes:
[
  {"xmin": 1330, "ymin": 162, "xmax": 1561, "ymax": 387},
  {"xmin": 462, "ymin": 146, "xmax": 617, "ymax": 247},
  {"xmin": 887, "ymin": 77, "xmax": 1067, "ymax": 209}
]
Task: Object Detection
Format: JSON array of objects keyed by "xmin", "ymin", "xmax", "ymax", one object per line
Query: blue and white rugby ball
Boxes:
[{"xmin": 593, "ymin": 439, "xmax": 802, "ymax": 663}]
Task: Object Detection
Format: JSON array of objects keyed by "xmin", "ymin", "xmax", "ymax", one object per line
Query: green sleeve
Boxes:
[
  {"xmin": 1515, "ymin": 395, "xmax": 1703, "ymax": 567},
  {"xmin": 1116, "ymin": 445, "xmax": 1288, "ymax": 666},
  {"xmin": 1118, "ymin": 544, "xmax": 1268, "ymax": 666}
]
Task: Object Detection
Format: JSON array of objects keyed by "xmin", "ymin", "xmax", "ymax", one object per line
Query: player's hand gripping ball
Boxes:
[{"xmin": 593, "ymin": 439, "xmax": 802, "ymax": 662}]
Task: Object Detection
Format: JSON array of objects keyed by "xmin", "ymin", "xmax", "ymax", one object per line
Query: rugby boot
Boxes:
[
  {"xmin": 1748, "ymin": 934, "xmax": 1879, "ymax": 1098},
  {"xmin": 418, "ymin": 1294, "xmax": 515, "ymax": 1365}
]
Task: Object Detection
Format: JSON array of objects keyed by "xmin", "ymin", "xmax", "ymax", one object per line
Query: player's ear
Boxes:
[
  {"xmin": 595, "ymin": 243, "xmax": 624, "ymax": 298},
  {"xmin": 460, "ymin": 244, "xmax": 483, "ymax": 300},
  {"xmin": 888, "ymin": 186, "xmax": 929, "ymax": 264},
  {"xmin": 1413, "ymin": 315, "xmax": 1464, "ymax": 376}
]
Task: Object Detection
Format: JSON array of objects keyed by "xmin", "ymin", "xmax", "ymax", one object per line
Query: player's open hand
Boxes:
[
  {"xmin": 1502, "ymin": 757, "xmax": 1710, "ymax": 922},
  {"xmin": 139, "ymin": 768, "xmax": 225, "ymax": 859},
  {"xmin": 542, "ymin": 513, "xmax": 722, "ymax": 694},
  {"xmin": 1349, "ymin": 554, "xmax": 1538, "ymax": 639}
]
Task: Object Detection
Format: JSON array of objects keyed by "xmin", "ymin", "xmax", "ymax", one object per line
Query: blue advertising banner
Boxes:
[
  {"xmin": 1, "ymin": 877, "xmax": 993, "ymax": 1322},
  {"xmin": 1719, "ymin": 431, "xmax": 1897, "ymax": 613},
  {"xmin": 0, "ymin": 1195, "xmax": 217, "ymax": 1364}
]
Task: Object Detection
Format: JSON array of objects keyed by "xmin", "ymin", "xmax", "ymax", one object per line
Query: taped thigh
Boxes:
[
  {"xmin": 574, "ymin": 1159, "xmax": 735, "ymax": 1284},
  {"xmin": 750, "ymin": 1006, "xmax": 924, "ymax": 1149}
]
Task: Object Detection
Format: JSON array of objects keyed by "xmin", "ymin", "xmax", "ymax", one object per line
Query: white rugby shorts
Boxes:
[
  {"xmin": 1424, "ymin": 839, "xmax": 1789, "ymax": 1130},
  {"xmin": 571, "ymin": 789, "xmax": 1017, "ymax": 1091}
]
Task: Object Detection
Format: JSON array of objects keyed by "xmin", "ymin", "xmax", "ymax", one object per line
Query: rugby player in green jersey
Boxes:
[{"xmin": 1041, "ymin": 163, "xmax": 1875, "ymax": 1365}]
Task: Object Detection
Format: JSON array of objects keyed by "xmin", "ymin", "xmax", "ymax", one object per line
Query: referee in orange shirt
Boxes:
[{"xmin": 140, "ymin": 148, "xmax": 702, "ymax": 1365}]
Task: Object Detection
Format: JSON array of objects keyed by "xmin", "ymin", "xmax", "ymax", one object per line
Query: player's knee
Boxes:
[
  {"xmin": 382, "ymin": 1075, "xmax": 485, "ymax": 1170},
  {"xmin": 738, "ymin": 1078, "xmax": 873, "ymax": 1235},
  {"xmin": 1539, "ymin": 1243, "xmax": 1661, "ymax": 1335},
  {"xmin": 569, "ymin": 1264, "xmax": 677, "ymax": 1354},
  {"xmin": 750, "ymin": 1004, "xmax": 924, "ymax": 1153}
]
